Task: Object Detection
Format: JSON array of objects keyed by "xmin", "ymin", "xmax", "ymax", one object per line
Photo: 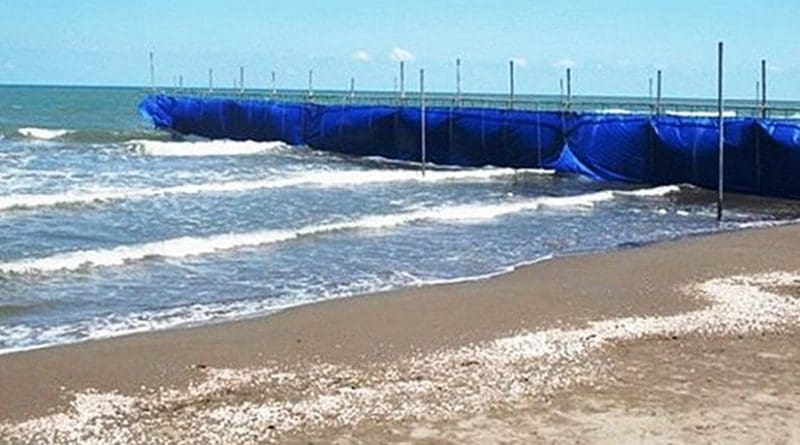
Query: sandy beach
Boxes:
[{"xmin": 1, "ymin": 223, "xmax": 799, "ymax": 444}]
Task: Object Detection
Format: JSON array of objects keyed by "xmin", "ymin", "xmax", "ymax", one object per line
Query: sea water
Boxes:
[{"xmin": 1, "ymin": 84, "xmax": 799, "ymax": 354}]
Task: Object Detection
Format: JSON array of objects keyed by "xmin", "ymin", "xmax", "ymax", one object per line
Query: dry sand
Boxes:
[{"xmin": 1, "ymin": 224, "xmax": 799, "ymax": 444}]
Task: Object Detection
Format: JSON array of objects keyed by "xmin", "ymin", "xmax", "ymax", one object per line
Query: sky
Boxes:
[{"xmin": 0, "ymin": 0, "xmax": 798, "ymax": 99}]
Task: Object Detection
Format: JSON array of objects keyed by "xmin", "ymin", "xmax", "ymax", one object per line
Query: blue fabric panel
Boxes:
[
  {"xmin": 503, "ymin": 110, "xmax": 564, "ymax": 168},
  {"xmin": 447, "ymin": 108, "xmax": 496, "ymax": 166},
  {"xmin": 719, "ymin": 118, "xmax": 759, "ymax": 194},
  {"xmin": 568, "ymin": 114, "xmax": 652, "ymax": 183},
  {"xmin": 759, "ymin": 120, "xmax": 800, "ymax": 199},
  {"xmin": 548, "ymin": 143, "xmax": 605, "ymax": 180},
  {"xmin": 394, "ymin": 107, "xmax": 425, "ymax": 162},
  {"xmin": 651, "ymin": 116, "xmax": 760, "ymax": 193},
  {"xmin": 138, "ymin": 95, "xmax": 800, "ymax": 200},
  {"xmin": 651, "ymin": 116, "xmax": 720, "ymax": 189}
]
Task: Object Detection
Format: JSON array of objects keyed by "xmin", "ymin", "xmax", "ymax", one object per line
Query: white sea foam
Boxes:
[
  {"xmin": 593, "ymin": 108, "xmax": 634, "ymax": 115},
  {"xmin": 127, "ymin": 139, "xmax": 290, "ymax": 156},
  {"xmin": 616, "ymin": 184, "xmax": 680, "ymax": 197},
  {"xmin": 0, "ymin": 256, "xmax": 559, "ymax": 356},
  {"xmin": 0, "ymin": 271, "xmax": 421, "ymax": 355},
  {"xmin": 0, "ymin": 167, "xmax": 542, "ymax": 211},
  {"xmin": 17, "ymin": 127, "xmax": 74, "ymax": 140},
  {"xmin": 665, "ymin": 110, "xmax": 737, "ymax": 118},
  {"xmin": 0, "ymin": 186, "xmax": 675, "ymax": 275}
]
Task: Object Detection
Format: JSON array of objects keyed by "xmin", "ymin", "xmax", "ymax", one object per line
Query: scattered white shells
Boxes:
[{"xmin": 3, "ymin": 271, "xmax": 799, "ymax": 444}]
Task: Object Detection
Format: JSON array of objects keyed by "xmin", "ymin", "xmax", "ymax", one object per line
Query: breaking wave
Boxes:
[
  {"xmin": 127, "ymin": 139, "xmax": 291, "ymax": 157},
  {"xmin": 0, "ymin": 167, "xmax": 543, "ymax": 211},
  {"xmin": 17, "ymin": 127, "xmax": 75, "ymax": 140},
  {"xmin": 0, "ymin": 185, "xmax": 676, "ymax": 275}
]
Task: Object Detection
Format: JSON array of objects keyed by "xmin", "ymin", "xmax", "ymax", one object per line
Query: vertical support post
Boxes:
[
  {"xmin": 755, "ymin": 79, "xmax": 762, "ymax": 192},
  {"xmin": 349, "ymin": 77, "xmax": 355, "ymax": 103},
  {"xmin": 239, "ymin": 66, "xmax": 245, "ymax": 94},
  {"xmin": 756, "ymin": 81, "xmax": 760, "ymax": 111},
  {"xmin": 420, "ymin": 68, "xmax": 427, "ymax": 177},
  {"xmin": 559, "ymin": 78, "xmax": 564, "ymax": 104},
  {"xmin": 648, "ymin": 77, "xmax": 653, "ymax": 110},
  {"xmin": 148, "ymin": 51, "xmax": 155, "ymax": 91},
  {"xmin": 308, "ymin": 69, "xmax": 314, "ymax": 100},
  {"xmin": 399, "ymin": 61, "xmax": 405, "ymax": 101},
  {"xmin": 656, "ymin": 69, "xmax": 662, "ymax": 115},
  {"xmin": 717, "ymin": 41, "xmax": 724, "ymax": 221},
  {"xmin": 566, "ymin": 68, "xmax": 572, "ymax": 108},
  {"xmin": 208, "ymin": 68, "xmax": 213, "ymax": 93},
  {"xmin": 456, "ymin": 57, "xmax": 462, "ymax": 106},
  {"xmin": 761, "ymin": 59, "xmax": 767, "ymax": 118},
  {"xmin": 271, "ymin": 71, "xmax": 277, "ymax": 99},
  {"xmin": 509, "ymin": 59, "xmax": 515, "ymax": 109}
]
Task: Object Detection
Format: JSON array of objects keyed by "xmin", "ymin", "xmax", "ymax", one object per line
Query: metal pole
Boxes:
[
  {"xmin": 756, "ymin": 81, "xmax": 760, "ymax": 112},
  {"xmin": 559, "ymin": 78, "xmax": 564, "ymax": 104},
  {"xmin": 509, "ymin": 59, "xmax": 515, "ymax": 109},
  {"xmin": 566, "ymin": 68, "xmax": 572, "ymax": 108},
  {"xmin": 717, "ymin": 41, "xmax": 724, "ymax": 221},
  {"xmin": 349, "ymin": 77, "xmax": 355, "ymax": 103},
  {"xmin": 761, "ymin": 59, "xmax": 767, "ymax": 118},
  {"xmin": 456, "ymin": 58, "xmax": 462, "ymax": 106},
  {"xmin": 149, "ymin": 51, "xmax": 155, "ymax": 91},
  {"xmin": 648, "ymin": 77, "xmax": 653, "ymax": 108},
  {"xmin": 308, "ymin": 69, "xmax": 314, "ymax": 100},
  {"xmin": 400, "ymin": 61, "xmax": 405, "ymax": 100},
  {"xmin": 208, "ymin": 68, "xmax": 213, "ymax": 93},
  {"xmin": 239, "ymin": 66, "xmax": 245, "ymax": 94},
  {"xmin": 656, "ymin": 70, "xmax": 662, "ymax": 115},
  {"xmin": 271, "ymin": 71, "xmax": 276, "ymax": 99},
  {"xmin": 420, "ymin": 68, "xmax": 426, "ymax": 176}
]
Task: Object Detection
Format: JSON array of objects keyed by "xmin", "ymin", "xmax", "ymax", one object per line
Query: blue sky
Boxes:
[{"xmin": 0, "ymin": 0, "xmax": 798, "ymax": 99}]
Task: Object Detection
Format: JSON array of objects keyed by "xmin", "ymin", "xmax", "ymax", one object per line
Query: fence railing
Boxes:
[{"xmin": 148, "ymin": 87, "xmax": 800, "ymax": 119}]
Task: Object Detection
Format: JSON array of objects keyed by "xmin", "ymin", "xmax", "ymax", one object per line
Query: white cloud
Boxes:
[
  {"xmin": 510, "ymin": 57, "xmax": 527, "ymax": 67},
  {"xmin": 767, "ymin": 64, "xmax": 783, "ymax": 73},
  {"xmin": 390, "ymin": 47, "xmax": 415, "ymax": 62},
  {"xmin": 553, "ymin": 58, "xmax": 576, "ymax": 69},
  {"xmin": 353, "ymin": 50, "xmax": 372, "ymax": 62}
]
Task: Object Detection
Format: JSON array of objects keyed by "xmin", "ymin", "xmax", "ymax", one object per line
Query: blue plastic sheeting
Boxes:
[{"xmin": 139, "ymin": 95, "xmax": 800, "ymax": 199}]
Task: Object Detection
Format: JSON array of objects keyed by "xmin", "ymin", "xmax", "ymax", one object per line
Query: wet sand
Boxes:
[{"xmin": 1, "ymin": 224, "xmax": 799, "ymax": 443}]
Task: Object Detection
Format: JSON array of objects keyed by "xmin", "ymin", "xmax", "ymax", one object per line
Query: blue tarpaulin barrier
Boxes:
[{"xmin": 139, "ymin": 95, "xmax": 800, "ymax": 199}]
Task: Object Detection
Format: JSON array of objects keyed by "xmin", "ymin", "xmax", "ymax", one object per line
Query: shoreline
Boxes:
[
  {"xmin": 2, "ymin": 223, "xmax": 800, "ymax": 442},
  {"xmin": 0, "ymin": 253, "xmax": 559, "ymax": 358},
  {"xmin": 3, "ymin": 214, "xmax": 793, "ymax": 359}
]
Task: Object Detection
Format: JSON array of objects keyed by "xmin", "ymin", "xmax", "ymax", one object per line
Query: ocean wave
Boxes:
[
  {"xmin": 0, "ymin": 167, "xmax": 539, "ymax": 211},
  {"xmin": 615, "ymin": 184, "xmax": 681, "ymax": 197},
  {"xmin": 592, "ymin": 108, "xmax": 634, "ymax": 115},
  {"xmin": 17, "ymin": 127, "xmax": 75, "ymax": 140},
  {"xmin": 127, "ymin": 139, "xmax": 291, "ymax": 157},
  {"xmin": 0, "ymin": 186, "xmax": 672, "ymax": 275},
  {"xmin": 665, "ymin": 110, "xmax": 737, "ymax": 118}
]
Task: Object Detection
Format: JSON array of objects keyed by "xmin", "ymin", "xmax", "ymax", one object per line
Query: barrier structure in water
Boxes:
[{"xmin": 139, "ymin": 92, "xmax": 800, "ymax": 201}]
